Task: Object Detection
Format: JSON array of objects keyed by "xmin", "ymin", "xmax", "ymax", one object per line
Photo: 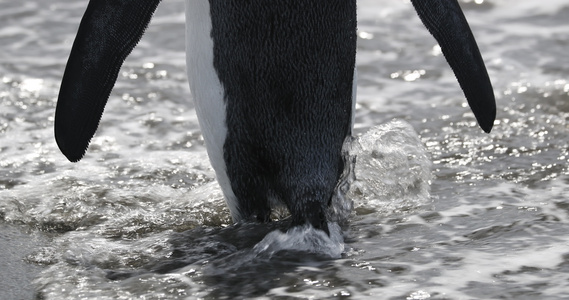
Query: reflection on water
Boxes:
[{"xmin": 1, "ymin": 0, "xmax": 569, "ymax": 299}]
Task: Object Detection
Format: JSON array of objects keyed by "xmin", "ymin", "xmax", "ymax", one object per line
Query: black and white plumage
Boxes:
[{"xmin": 55, "ymin": 0, "xmax": 496, "ymax": 234}]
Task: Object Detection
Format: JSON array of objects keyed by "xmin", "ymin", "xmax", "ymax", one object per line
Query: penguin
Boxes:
[{"xmin": 55, "ymin": 0, "xmax": 496, "ymax": 234}]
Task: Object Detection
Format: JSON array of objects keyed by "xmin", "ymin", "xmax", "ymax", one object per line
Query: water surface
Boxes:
[{"xmin": 1, "ymin": 0, "xmax": 569, "ymax": 299}]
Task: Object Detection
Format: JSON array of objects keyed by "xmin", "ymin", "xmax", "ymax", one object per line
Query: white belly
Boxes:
[{"xmin": 185, "ymin": 0, "xmax": 239, "ymax": 221}]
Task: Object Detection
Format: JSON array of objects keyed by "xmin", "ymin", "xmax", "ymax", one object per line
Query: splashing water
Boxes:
[
  {"xmin": 19, "ymin": 119, "xmax": 432, "ymax": 299},
  {"xmin": 348, "ymin": 120, "xmax": 432, "ymax": 215}
]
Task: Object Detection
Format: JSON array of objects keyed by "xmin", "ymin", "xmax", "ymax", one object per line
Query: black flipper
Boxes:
[
  {"xmin": 410, "ymin": 0, "xmax": 496, "ymax": 133},
  {"xmin": 55, "ymin": 0, "xmax": 161, "ymax": 162}
]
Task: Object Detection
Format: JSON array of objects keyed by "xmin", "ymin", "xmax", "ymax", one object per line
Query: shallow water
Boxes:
[{"xmin": 1, "ymin": 0, "xmax": 569, "ymax": 299}]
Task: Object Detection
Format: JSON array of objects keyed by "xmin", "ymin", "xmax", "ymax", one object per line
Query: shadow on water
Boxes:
[{"xmin": 106, "ymin": 220, "xmax": 341, "ymax": 298}]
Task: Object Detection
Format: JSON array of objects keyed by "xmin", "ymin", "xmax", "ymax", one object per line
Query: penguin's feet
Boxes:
[{"xmin": 290, "ymin": 205, "xmax": 330, "ymax": 236}]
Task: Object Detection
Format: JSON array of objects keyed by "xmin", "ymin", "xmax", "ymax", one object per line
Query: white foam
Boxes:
[{"xmin": 253, "ymin": 222, "xmax": 344, "ymax": 259}]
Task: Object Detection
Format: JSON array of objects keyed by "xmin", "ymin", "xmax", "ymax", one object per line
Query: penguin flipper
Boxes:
[
  {"xmin": 410, "ymin": 0, "xmax": 496, "ymax": 133},
  {"xmin": 55, "ymin": 0, "xmax": 161, "ymax": 162}
]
